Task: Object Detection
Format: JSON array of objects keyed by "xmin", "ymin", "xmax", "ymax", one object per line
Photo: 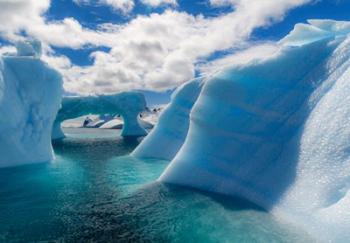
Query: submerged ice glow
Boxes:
[{"xmin": 0, "ymin": 129, "xmax": 313, "ymax": 242}]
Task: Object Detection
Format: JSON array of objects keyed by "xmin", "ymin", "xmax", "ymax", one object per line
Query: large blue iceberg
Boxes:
[
  {"xmin": 52, "ymin": 91, "xmax": 148, "ymax": 139},
  {"xmin": 0, "ymin": 40, "xmax": 63, "ymax": 168},
  {"xmin": 133, "ymin": 20, "xmax": 350, "ymax": 241}
]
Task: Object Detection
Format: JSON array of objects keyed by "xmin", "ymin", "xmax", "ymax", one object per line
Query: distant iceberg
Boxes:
[
  {"xmin": 99, "ymin": 117, "xmax": 124, "ymax": 129},
  {"xmin": 52, "ymin": 91, "xmax": 148, "ymax": 139},
  {"xmin": 0, "ymin": 40, "xmax": 63, "ymax": 168},
  {"xmin": 133, "ymin": 20, "xmax": 350, "ymax": 241},
  {"xmin": 132, "ymin": 78, "xmax": 203, "ymax": 160}
]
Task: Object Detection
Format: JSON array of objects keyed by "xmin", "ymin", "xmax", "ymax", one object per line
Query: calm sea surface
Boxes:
[{"xmin": 0, "ymin": 128, "xmax": 314, "ymax": 242}]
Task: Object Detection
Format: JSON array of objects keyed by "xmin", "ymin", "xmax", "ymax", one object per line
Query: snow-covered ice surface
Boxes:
[
  {"xmin": 52, "ymin": 91, "xmax": 148, "ymax": 139},
  {"xmin": 99, "ymin": 117, "xmax": 124, "ymax": 129},
  {"xmin": 62, "ymin": 111, "xmax": 155, "ymax": 130},
  {"xmin": 0, "ymin": 40, "xmax": 62, "ymax": 168},
  {"xmin": 135, "ymin": 20, "xmax": 350, "ymax": 242},
  {"xmin": 141, "ymin": 113, "xmax": 159, "ymax": 126},
  {"xmin": 99, "ymin": 117, "xmax": 153, "ymax": 129},
  {"xmin": 133, "ymin": 79, "xmax": 203, "ymax": 160}
]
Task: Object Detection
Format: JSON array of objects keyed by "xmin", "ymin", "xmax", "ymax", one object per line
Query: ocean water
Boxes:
[{"xmin": 0, "ymin": 128, "xmax": 314, "ymax": 242}]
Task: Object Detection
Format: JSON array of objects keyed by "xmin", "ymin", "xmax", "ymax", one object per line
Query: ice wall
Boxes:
[
  {"xmin": 0, "ymin": 40, "xmax": 62, "ymax": 168},
  {"xmin": 132, "ymin": 79, "xmax": 203, "ymax": 160},
  {"xmin": 53, "ymin": 92, "xmax": 148, "ymax": 139},
  {"xmin": 154, "ymin": 20, "xmax": 350, "ymax": 241},
  {"xmin": 274, "ymin": 31, "xmax": 350, "ymax": 242}
]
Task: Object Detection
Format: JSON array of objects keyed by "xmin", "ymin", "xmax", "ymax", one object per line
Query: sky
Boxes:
[{"xmin": 0, "ymin": 0, "xmax": 349, "ymax": 102}]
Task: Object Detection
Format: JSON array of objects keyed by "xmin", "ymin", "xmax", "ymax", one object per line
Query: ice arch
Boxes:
[
  {"xmin": 52, "ymin": 92, "xmax": 148, "ymax": 139},
  {"xmin": 0, "ymin": 40, "xmax": 63, "ymax": 168}
]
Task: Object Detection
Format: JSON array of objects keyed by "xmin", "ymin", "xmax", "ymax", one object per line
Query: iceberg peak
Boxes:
[
  {"xmin": 281, "ymin": 19, "xmax": 350, "ymax": 46},
  {"xmin": 15, "ymin": 39, "xmax": 42, "ymax": 58}
]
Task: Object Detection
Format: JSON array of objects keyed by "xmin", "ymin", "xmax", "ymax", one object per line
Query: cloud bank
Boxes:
[{"xmin": 0, "ymin": 0, "xmax": 312, "ymax": 95}]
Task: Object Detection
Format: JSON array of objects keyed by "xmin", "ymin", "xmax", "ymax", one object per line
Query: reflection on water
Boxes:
[
  {"xmin": 53, "ymin": 128, "xmax": 141, "ymax": 161},
  {"xmin": 0, "ymin": 128, "xmax": 314, "ymax": 242}
]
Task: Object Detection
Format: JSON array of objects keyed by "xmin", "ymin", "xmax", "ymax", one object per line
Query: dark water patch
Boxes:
[{"xmin": 68, "ymin": 182, "xmax": 314, "ymax": 243}]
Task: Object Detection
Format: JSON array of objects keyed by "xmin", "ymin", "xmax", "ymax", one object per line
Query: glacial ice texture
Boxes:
[
  {"xmin": 132, "ymin": 79, "xmax": 203, "ymax": 160},
  {"xmin": 0, "ymin": 41, "xmax": 63, "ymax": 168},
  {"xmin": 149, "ymin": 20, "xmax": 350, "ymax": 242}
]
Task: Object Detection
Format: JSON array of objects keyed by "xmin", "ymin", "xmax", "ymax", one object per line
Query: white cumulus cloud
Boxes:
[
  {"xmin": 140, "ymin": 0, "xmax": 177, "ymax": 7},
  {"xmin": 74, "ymin": 0, "xmax": 177, "ymax": 14},
  {"xmin": 0, "ymin": 0, "xmax": 313, "ymax": 95}
]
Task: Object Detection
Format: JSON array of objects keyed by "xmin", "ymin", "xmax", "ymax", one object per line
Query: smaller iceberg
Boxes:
[
  {"xmin": 52, "ymin": 91, "xmax": 148, "ymax": 139},
  {"xmin": 99, "ymin": 118, "xmax": 124, "ymax": 129},
  {"xmin": 132, "ymin": 79, "xmax": 203, "ymax": 160},
  {"xmin": 0, "ymin": 40, "xmax": 63, "ymax": 168}
]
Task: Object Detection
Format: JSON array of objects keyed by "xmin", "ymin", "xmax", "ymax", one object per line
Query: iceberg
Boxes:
[
  {"xmin": 99, "ymin": 117, "xmax": 124, "ymax": 129},
  {"xmin": 99, "ymin": 117, "xmax": 153, "ymax": 129},
  {"xmin": 131, "ymin": 20, "xmax": 350, "ymax": 241},
  {"xmin": 0, "ymin": 40, "xmax": 63, "ymax": 168},
  {"xmin": 52, "ymin": 91, "xmax": 148, "ymax": 139},
  {"xmin": 132, "ymin": 79, "xmax": 203, "ymax": 160},
  {"xmin": 160, "ymin": 28, "xmax": 338, "ymax": 209}
]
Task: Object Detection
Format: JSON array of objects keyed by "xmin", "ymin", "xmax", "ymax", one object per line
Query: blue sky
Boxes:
[
  {"xmin": 0, "ymin": 0, "xmax": 349, "ymax": 104},
  {"xmin": 44, "ymin": 0, "xmax": 350, "ymax": 66},
  {"xmin": 253, "ymin": 0, "xmax": 350, "ymax": 40},
  {"xmin": 45, "ymin": 0, "xmax": 234, "ymax": 67}
]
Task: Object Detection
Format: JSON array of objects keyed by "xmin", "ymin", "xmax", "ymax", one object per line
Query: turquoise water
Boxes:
[{"xmin": 0, "ymin": 128, "xmax": 314, "ymax": 242}]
